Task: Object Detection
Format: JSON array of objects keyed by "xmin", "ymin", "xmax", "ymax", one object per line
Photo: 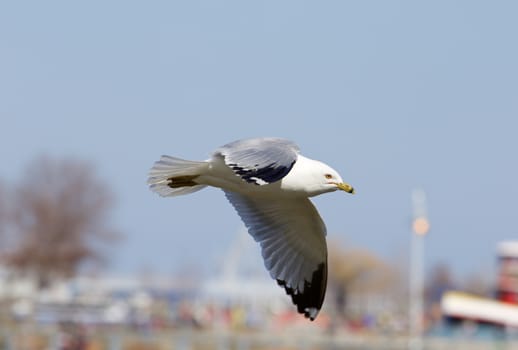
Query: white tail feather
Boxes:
[{"xmin": 148, "ymin": 155, "xmax": 208, "ymax": 197}]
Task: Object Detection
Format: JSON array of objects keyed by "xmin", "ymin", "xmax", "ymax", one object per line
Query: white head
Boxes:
[{"xmin": 282, "ymin": 155, "xmax": 355, "ymax": 197}]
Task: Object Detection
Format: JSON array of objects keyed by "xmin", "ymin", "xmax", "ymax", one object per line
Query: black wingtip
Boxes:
[{"xmin": 277, "ymin": 262, "xmax": 328, "ymax": 321}]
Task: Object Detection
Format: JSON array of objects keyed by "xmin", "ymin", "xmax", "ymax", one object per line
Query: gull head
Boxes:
[
  {"xmin": 318, "ymin": 164, "xmax": 355, "ymax": 195},
  {"xmin": 284, "ymin": 155, "xmax": 355, "ymax": 197}
]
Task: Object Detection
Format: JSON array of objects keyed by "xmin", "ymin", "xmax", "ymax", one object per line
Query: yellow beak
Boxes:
[{"xmin": 336, "ymin": 182, "xmax": 355, "ymax": 194}]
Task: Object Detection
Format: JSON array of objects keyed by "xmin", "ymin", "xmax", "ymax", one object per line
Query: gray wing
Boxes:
[
  {"xmin": 216, "ymin": 137, "xmax": 299, "ymax": 185},
  {"xmin": 224, "ymin": 190, "xmax": 328, "ymax": 321}
]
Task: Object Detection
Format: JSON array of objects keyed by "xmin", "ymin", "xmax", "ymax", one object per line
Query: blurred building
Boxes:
[
  {"xmin": 441, "ymin": 241, "xmax": 518, "ymax": 334},
  {"xmin": 496, "ymin": 241, "xmax": 518, "ymax": 305}
]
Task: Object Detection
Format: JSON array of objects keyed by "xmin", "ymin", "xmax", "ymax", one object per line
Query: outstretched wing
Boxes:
[
  {"xmin": 224, "ymin": 190, "xmax": 328, "ymax": 321},
  {"xmin": 216, "ymin": 137, "xmax": 299, "ymax": 185}
]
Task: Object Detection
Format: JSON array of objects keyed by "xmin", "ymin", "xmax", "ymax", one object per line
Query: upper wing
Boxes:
[
  {"xmin": 216, "ymin": 137, "xmax": 299, "ymax": 185},
  {"xmin": 224, "ymin": 190, "xmax": 328, "ymax": 321}
]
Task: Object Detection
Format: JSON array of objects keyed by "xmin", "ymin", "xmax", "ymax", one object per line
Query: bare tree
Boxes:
[
  {"xmin": 461, "ymin": 270, "xmax": 493, "ymax": 297},
  {"xmin": 0, "ymin": 181, "xmax": 5, "ymax": 245},
  {"xmin": 424, "ymin": 263, "xmax": 456, "ymax": 326},
  {"xmin": 328, "ymin": 242, "xmax": 395, "ymax": 317},
  {"xmin": 4, "ymin": 156, "xmax": 118, "ymax": 288},
  {"xmin": 425, "ymin": 263, "xmax": 455, "ymax": 304}
]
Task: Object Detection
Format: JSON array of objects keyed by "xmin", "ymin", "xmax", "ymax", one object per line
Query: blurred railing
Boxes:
[{"xmin": 1, "ymin": 326, "xmax": 517, "ymax": 350}]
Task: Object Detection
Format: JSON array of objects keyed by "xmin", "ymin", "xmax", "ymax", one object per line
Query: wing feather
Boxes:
[
  {"xmin": 224, "ymin": 190, "xmax": 328, "ymax": 321},
  {"xmin": 216, "ymin": 138, "xmax": 299, "ymax": 185}
]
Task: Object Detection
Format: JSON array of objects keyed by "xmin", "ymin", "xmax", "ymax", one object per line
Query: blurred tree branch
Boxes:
[
  {"xmin": 0, "ymin": 182, "xmax": 5, "ymax": 246},
  {"xmin": 2, "ymin": 156, "xmax": 119, "ymax": 288},
  {"xmin": 328, "ymin": 241, "xmax": 396, "ymax": 316}
]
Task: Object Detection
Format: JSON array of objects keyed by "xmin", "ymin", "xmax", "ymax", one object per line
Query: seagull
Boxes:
[{"xmin": 148, "ymin": 137, "xmax": 354, "ymax": 321}]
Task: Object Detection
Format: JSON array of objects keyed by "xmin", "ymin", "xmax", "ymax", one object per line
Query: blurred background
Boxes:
[{"xmin": 1, "ymin": 1, "xmax": 518, "ymax": 349}]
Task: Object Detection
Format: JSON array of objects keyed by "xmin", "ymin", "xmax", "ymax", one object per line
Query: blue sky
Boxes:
[{"xmin": 1, "ymin": 1, "xmax": 517, "ymax": 280}]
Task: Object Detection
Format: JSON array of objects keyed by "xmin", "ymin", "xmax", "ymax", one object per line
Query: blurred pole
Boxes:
[
  {"xmin": 0, "ymin": 330, "xmax": 13, "ymax": 350},
  {"xmin": 108, "ymin": 333, "xmax": 122, "ymax": 350},
  {"xmin": 175, "ymin": 334, "xmax": 192, "ymax": 350},
  {"xmin": 409, "ymin": 189, "xmax": 429, "ymax": 350}
]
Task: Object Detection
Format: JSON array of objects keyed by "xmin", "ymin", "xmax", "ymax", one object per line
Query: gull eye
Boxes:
[{"xmin": 324, "ymin": 174, "xmax": 333, "ymax": 180}]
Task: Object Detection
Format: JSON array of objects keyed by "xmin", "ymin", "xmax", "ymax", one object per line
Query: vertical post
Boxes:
[
  {"xmin": 409, "ymin": 189, "xmax": 429, "ymax": 350},
  {"xmin": 0, "ymin": 330, "xmax": 13, "ymax": 350},
  {"xmin": 108, "ymin": 332, "xmax": 122, "ymax": 350}
]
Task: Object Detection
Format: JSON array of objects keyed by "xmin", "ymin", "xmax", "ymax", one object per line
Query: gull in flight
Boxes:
[{"xmin": 148, "ymin": 137, "xmax": 354, "ymax": 320}]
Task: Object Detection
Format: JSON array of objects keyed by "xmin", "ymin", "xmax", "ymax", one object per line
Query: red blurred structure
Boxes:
[
  {"xmin": 441, "ymin": 241, "xmax": 518, "ymax": 330},
  {"xmin": 496, "ymin": 241, "xmax": 518, "ymax": 305}
]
